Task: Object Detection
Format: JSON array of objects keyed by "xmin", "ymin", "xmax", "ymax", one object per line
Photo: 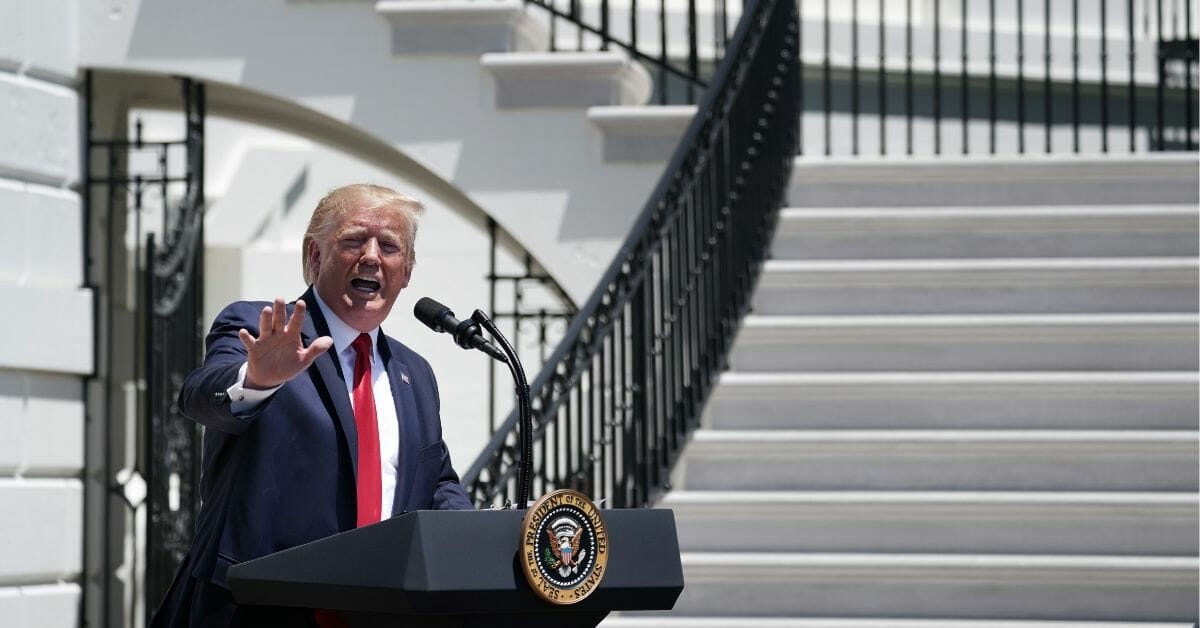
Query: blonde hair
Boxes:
[{"xmin": 301, "ymin": 184, "xmax": 425, "ymax": 284}]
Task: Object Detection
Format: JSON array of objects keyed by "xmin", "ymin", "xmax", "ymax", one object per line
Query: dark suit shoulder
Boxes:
[
  {"xmin": 212, "ymin": 299, "xmax": 272, "ymax": 326},
  {"xmin": 380, "ymin": 333, "xmax": 427, "ymax": 365}
]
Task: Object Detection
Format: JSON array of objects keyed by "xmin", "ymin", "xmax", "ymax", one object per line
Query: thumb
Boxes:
[{"xmin": 301, "ymin": 336, "xmax": 334, "ymax": 365}]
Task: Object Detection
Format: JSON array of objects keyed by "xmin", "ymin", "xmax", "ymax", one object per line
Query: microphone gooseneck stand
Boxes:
[{"xmin": 471, "ymin": 309, "xmax": 533, "ymax": 510}]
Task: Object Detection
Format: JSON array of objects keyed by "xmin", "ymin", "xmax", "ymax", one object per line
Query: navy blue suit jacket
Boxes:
[{"xmin": 151, "ymin": 287, "xmax": 472, "ymax": 627}]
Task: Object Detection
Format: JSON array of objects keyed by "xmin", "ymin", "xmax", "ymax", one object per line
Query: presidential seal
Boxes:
[{"xmin": 520, "ymin": 489, "xmax": 609, "ymax": 605}]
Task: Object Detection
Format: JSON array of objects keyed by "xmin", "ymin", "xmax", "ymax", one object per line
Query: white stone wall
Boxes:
[{"xmin": 0, "ymin": 0, "xmax": 87, "ymax": 626}]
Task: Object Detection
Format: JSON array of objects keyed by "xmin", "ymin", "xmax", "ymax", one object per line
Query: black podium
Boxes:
[{"xmin": 225, "ymin": 509, "xmax": 684, "ymax": 627}]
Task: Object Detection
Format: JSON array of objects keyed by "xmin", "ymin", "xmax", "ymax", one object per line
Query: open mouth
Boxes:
[{"xmin": 351, "ymin": 278, "xmax": 381, "ymax": 293}]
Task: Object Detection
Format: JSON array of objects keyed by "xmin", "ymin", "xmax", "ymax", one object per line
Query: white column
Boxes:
[{"xmin": 0, "ymin": 1, "xmax": 88, "ymax": 627}]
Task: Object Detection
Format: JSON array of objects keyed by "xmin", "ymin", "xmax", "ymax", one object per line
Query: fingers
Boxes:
[
  {"xmin": 257, "ymin": 298, "xmax": 294, "ymax": 338},
  {"xmin": 287, "ymin": 299, "xmax": 308, "ymax": 334},
  {"xmin": 238, "ymin": 328, "xmax": 256, "ymax": 351},
  {"xmin": 271, "ymin": 297, "xmax": 286, "ymax": 332},
  {"xmin": 258, "ymin": 305, "xmax": 272, "ymax": 336}
]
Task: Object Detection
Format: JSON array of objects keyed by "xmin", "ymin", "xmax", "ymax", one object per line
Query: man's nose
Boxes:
[{"xmin": 359, "ymin": 239, "xmax": 381, "ymax": 263}]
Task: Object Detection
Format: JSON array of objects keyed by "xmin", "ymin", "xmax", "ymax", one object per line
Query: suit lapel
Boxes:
[
  {"xmin": 379, "ymin": 333, "xmax": 419, "ymax": 515},
  {"xmin": 300, "ymin": 287, "xmax": 360, "ymax": 481}
]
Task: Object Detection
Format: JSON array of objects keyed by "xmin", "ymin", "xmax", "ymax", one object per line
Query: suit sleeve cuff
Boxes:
[{"xmin": 227, "ymin": 362, "xmax": 281, "ymax": 414}]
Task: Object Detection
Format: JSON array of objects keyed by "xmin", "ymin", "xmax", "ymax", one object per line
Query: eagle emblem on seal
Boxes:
[{"xmin": 545, "ymin": 517, "xmax": 587, "ymax": 577}]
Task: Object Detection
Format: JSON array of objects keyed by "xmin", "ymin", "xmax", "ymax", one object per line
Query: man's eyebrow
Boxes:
[{"xmin": 339, "ymin": 226, "xmax": 401, "ymax": 240}]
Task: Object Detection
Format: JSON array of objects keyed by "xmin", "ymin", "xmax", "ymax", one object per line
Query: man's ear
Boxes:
[
  {"xmin": 399, "ymin": 263, "xmax": 412, "ymax": 290},
  {"xmin": 306, "ymin": 239, "xmax": 322, "ymax": 280}
]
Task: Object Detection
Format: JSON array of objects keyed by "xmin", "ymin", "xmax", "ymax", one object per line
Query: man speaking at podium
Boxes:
[{"xmin": 152, "ymin": 184, "xmax": 474, "ymax": 627}]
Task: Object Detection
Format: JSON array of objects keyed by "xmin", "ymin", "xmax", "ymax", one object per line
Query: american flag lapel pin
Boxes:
[{"xmin": 401, "ymin": 372, "xmax": 410, "ymax": 385}]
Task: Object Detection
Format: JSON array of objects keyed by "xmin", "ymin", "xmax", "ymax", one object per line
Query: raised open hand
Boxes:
[{"xmin": 239, "ymin": 298, "xmax": 334, "ymax": 390}]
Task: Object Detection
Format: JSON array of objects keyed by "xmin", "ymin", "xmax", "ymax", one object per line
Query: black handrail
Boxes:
[{"xmin": 466, "ymin": 0, "xmax": 799, "ymax": 508}]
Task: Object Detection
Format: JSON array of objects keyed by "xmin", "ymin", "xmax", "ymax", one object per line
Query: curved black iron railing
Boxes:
[{"xmin": 466, "ymin": 0, "xmax": 800, "ymax": 508}]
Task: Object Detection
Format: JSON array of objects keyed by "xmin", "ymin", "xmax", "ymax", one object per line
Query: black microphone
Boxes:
[{"xmin": 414, "ymin": 297, "xmax": 508, "ymax": 363}]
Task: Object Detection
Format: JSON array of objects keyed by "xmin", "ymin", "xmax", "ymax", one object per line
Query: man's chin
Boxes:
[{"xmin": 345, "ymin": 297, "xmax": 394, "ymax": 321}]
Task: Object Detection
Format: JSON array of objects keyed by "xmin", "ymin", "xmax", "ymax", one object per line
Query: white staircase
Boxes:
[{"xmin": 609, "ymin": 155, "xmax": 1200, "ymax": 626}]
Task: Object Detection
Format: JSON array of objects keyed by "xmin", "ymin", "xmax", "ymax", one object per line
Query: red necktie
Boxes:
[
  {"xmin": 351, "ymin": 333, "xmax": 382, "ymax": 527},
  {"xmin": 314, "ymin": 336, "xmax": 382, "ymax": 628}
]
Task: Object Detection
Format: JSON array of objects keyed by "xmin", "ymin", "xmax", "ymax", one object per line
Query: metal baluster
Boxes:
[
  {"xmin": 654, "ymin": 233, "xmax": 668, "ymax": 494},
  {"xmin": 1044, "ymin": 0, "xmax": 1052, "ymax": 153},
  {"xmin": 721, "ymin": 0, "xmax": 730, "ymax": 52},
  {"xmin": 672, "ymin": 208, "xmax": 685, "ymax": 470},
  {"xmin": 1072, "ymin": 0, "xmax": 1080, "ymax": 152},
  {"xmin": 600, "ymin": 334, "xmax": 611, "ymax": 504},
  {"xmin": 601, "ymin": 0, "xmax": 610, "ymax": 50},
  {"xmin": 647, "ymin": 246, "xmax": 661, "ymax": 502},
  {"xmin": 1180, "ymin": 0, "xmax": 1190, "ymax": 149},
  {"xmin": 631, "ymin": 275, "xmax": 648, "ymax": 506},
  {"xmin": 962, "ymin": 0, "xmax": 969, "ymax": 154},
  {"xmin": 564, "ymin": 370, "xmax": 574, "ymax": 489},
  {"xmin": 584, "ymin": 359, "xmax": 594, "ymax": 497},
  {"xmin": 631, "ymin": 0, "xmax": 639, "ymax": 50},
  {"xmin": 688, "ymin": 0, "xmax": 699, "ymax": 102},
  {"xmin": 487, "ymin": 219, "xmax": 498, "ymax": 433},
  {"xmin": 617, "ymin": 311, "xmax": 630, "ymax": 507},
  {"xmin": 906, "ymin": 0, "xmax": 914, "ymax": 154},
  {"xmin": 1129, "ymin": 0, "xmax": 1137, "ymax": 151},
  {"xmin": 1156, "ymin": 0, "xmax": 1165, "ymax": 150},
  {"xmin": 798, "ymin": 1, "xmax": 805, "ymax": 155},
  {"xmin": 573, "ymin": 0, "xmax": 583, "ymax": 50},
  {"xmin": 1018, "ymin": 0, "xmax": 1026, "ymax": 153},
  {"xmin": 989, "ymin": 0, "xmax": 996, "ymax": 153},
  {"xmin": 659, "ymin": 0, "xmax": 669, "ymax": 104},
  {"xmin": 714, "ymin": 0, "xmax": 722, "ymax": 69},
  {"xmin": 935, "ymin": 0, "xmax": 942, "ymax": 154},
  {"xmin": 824, "ymin": 0, "xmax": 832, "ymax": 155},
  {"xmin": 853, "ymin": 0, "xmax": 861, "ymax": 155},
  {"xmin": 1102, "ymin": 0, "xmax": 1110, "ymax": 152},
  {"xmin": 881, "ymin": 0, "xmax": 889, "ymax": 155}
]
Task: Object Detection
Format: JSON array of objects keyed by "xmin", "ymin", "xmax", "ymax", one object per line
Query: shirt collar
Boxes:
[{"xmin": 310, "ymin": 289, "xmax": 379, "ymax": 360}]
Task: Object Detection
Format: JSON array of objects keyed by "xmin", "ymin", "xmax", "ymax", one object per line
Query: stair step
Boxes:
[
  {"xmin": 770, "ymin": 205, "xmax": 1200, "ymax": 260},
  {"xmin": 662, "ymin": 491, "xmax": 1199, "ymax": 555},
  {"xmin": 753, "ymin": 258, "xmax": 1199, "ymax": 315},
  {"xmin": 728, "ymin": 314, "xmax": 1199, "ymax": 372},
  {"xmin": 587, "ymin": 105, "xmax": 696, "ymax": 162},
  {"xmin": 603, "ymin": 618, "xmax": 1199, "ymax": 628},
  {"xmin": 787, "ymin": 155, "xmax": 1200, "ymax": 208},
  {"xmin": 376, "ymin": 0, "xmax": 547, "ymax": 55},
  {"xmin": 704, "ymin": 371, "xmax": 1200, "ymax": 430},
  {"xmin": 666, "ymin": 553, "xmax": 1199, "ymax": 621},
  {"xmin": 679, "ymin": 431, "xmax": 1198, "ymax": 491},
  {"xmin": 481, "ymin": 51, "xmax": 652, "ymax": 108}
]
